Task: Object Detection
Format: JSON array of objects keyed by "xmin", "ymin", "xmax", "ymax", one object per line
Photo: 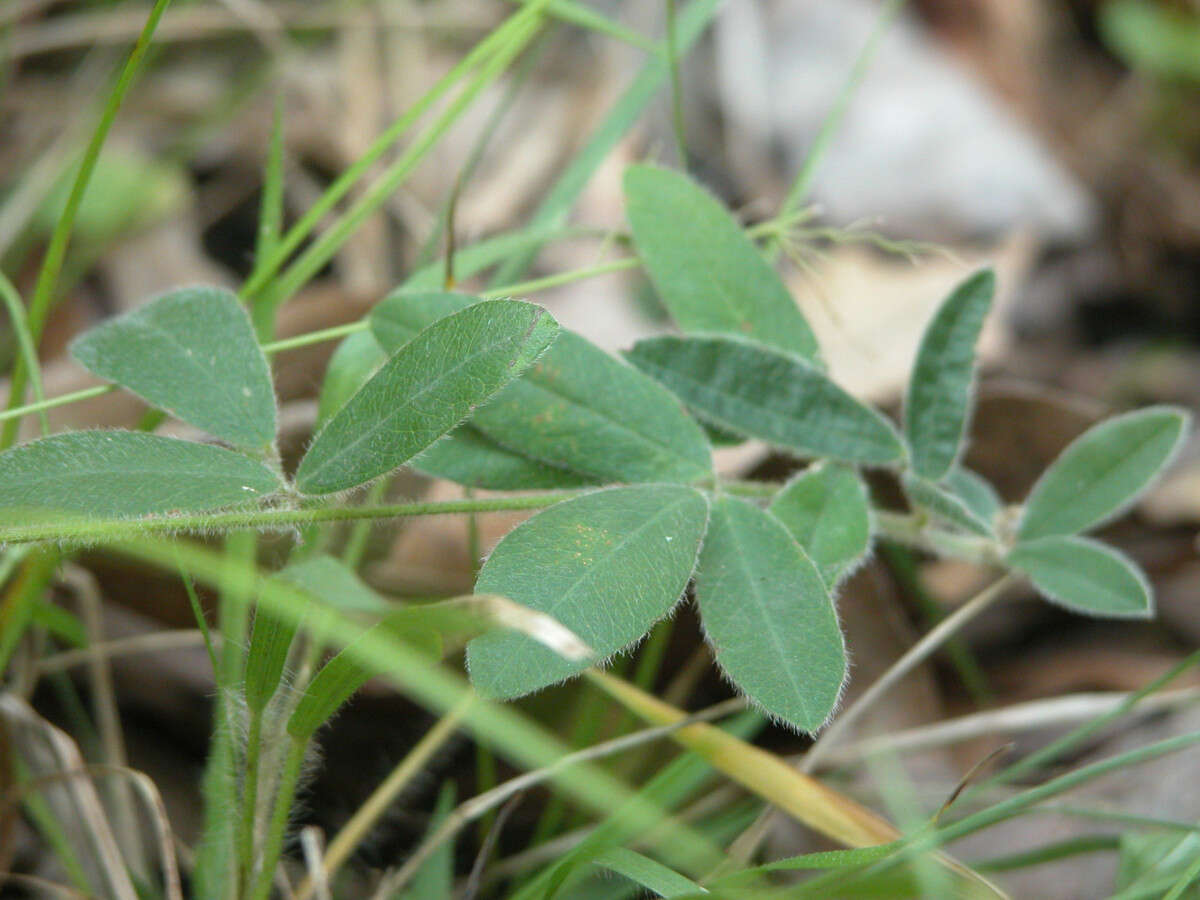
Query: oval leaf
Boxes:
[
  {"xmin": 70, "ymin": 286, "xmax": 277, "ymax": 449},
  {"xmin": 624, "ymin": 165, "xmax": 820, "ymax": 362},
  {"xmin": 904, "ymin": 270, "xmax": 994, "ymax": 480},
  {"xmin": 372, "ymin": 292, "xmax": 712, "ymax": 485},
  {"xmin": 414, "ymin": 426, "xmax": 594, "ymax": 491},
  {"xmin": 315, "ymin": 330, "xmax": 386, "ymax": 430},
  {"xmin": 943, "ymin": 466, "xmax": 1003, "ymax": 526},
  {"xmin": 1017, "ymin": 406, "xmax": 1190, "ymax": 541},
  {"xmin": 696, "ymin": 496, "xmax": 846, "ymax": 732},
  {"xmin": 296, "ymin": 300, "xmax": 559, "ymax": 495},
  {"xmin": 902, "ymin": 472, "xmax": 993, "ymax": 537},
  {"xmin": 626, "ymin": 335, "xmax": 904, "ymax": 465},
  {"xmin": 466, "ymin": 485, "xmax": 709, "ymax": 700},
  {"xmin": 768, "ymin": 462, "xmax": 871, "ymax": 588},
  {"xmin": 0, "ymin": 431, "xmax": 280, "ymax": 519},
  {"xmin": 1008, "ymin": 536, "xmax": 1153, "ymax": 619}
]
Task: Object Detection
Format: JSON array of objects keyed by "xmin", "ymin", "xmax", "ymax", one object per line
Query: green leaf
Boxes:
[
  {"xmin": 696, "ymin": 496, "xmax": 846, "ymax": 732},
  {"xmin": 287, "ymin": 641, "xmax": 373, "ymax": 738},
  {"xmin": 943, "ymin": 466, "xmax": 1003, "ymax": 526},
  {"xmin": 0, "ymin": 431, "xmax": 280, "ymax": 519},
  {"xmin": 1008, "ymin": 536, "xmax": 1153, "ymax": 619},
  {"xmin": 70, "ymin": 286, "xmax": 277, "ymax": 449},
  {"xmin": 398, "ymin": 781, "xmax": 456, "ymax": 900},
  {"xmin": 768, "ymin": 462, "xmax": 872, "ymax": 588},
  {"xmin": 580, "ymin": 847, "xmax": 705, "ymax": 898},
  {"xmin": 626, "ymin": 335, "xmax": 904, "ymax": 465},
  {"xmin": 1100, "ymin": 0, "xmax": 1200, "ymax": 83},
  {"xmin": 315, "ymin": 330, "xmax": 385, "ymax": 430},
  {"xmin": 372, "ymin": 292, "xmax": 712, "ymax": 484},
  {"xmin": 466, "ymin": 485, "xmax": 709, "ymax": 700},
  {"xmin": 624, "ymin": 164, "xmax": 820, "ymax": 362},
  {"xmin": 902, "ymin": 472, "xmax": 993, "ymax": 537},
  {"xmin": 904, "ymin": 269, "xmax": 994, "ymax": 480},
  {"xmin": 275, "ymin": 555, "xmax": 392, "ymax": 615},
  {"xmin": 296, "ymin": 300, "xmax": 559, "ymax": 495},
  {"xmin": 277, "ymin": 555, "xmax": 441, "ymax": 659},
  {"xmin": 413, "ymin": 426, "xmax": 595, "ymax": 491},
  {"xmin": 244, "ymin": 606, "xmax": 295, "ymax": 713},
  {"xmin": 1017, "ymin": 406, "xmax": 1190, "ymax": 541}
]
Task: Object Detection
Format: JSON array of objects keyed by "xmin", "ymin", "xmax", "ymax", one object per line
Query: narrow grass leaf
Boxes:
[
  {"xmin": 287, "ymin": 643, "xmax": 374, "ymax": 738},
  {"xmin": 275, "ymin": 555, "xmax": 392, "ymax": 615},
  {"xmin": 902, "ymin": 472, "xmax": 994, "ymax": 537},
  {"xmin": 277, "ymin": 556, "xmax": 442, "ymax": 658},
  {"xmin": 696, "ymin": 497, "xmax": 845, "ymax": 732},
  {"xmin": 626, "ymin": 335, "xmax": 904, "ymax": 465},
  {"xmin": 1017, "ymin": 406, "xmax": 1190, "ymax": 540},
  {"xmin": 625, "ymin": 164, "xmax": 819, "ymax": 362},
  {"xmin": 582, "ymin": 847, "xmax": 706, "ymax": 898},
  {"xmin": 70, "ymin": 286, "xmax": 277, "ymax": 449},
  {"xmin": 944, "ymin": 466, "xmax": 1003, "ymax": 526},
  {"xmin": 1008, "ymin": 536, "xmax": 1153, "ymax": 618},
  {"xmin": 904, "ymin": 270, "xmax": 994, "ymax": 480},
  {"xmin": 399, "ymin": 781, "xmax": 456, "ymax": 900},
  {"xmin": 769, "ymin": 462, "xmax": 872, "ymax": 588},
  {"xmin": 372, "ymin": 292, "xmax": 712, "ymax": 484},
  {"xmin": 296, "ymin": 300, "xmax": 559, "ymax": 494},
  {"xmin": 0, "ymin": 431, "xmax": 280, "ymax": 519},
  {"xmin": 466, "ymin": 485, "xmax": 709, "ymax": 700},
  {"xmin": 244, "ymin": 606, "xmax": 295, "ymax": 713}
]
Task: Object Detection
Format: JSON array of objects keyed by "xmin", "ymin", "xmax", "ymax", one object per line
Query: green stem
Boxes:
[
  {"xmin": 665, "ymin": 0, "xmax": 687, "ymax": 166},
  {"xmin": 0, "ymin": 271, "xmax": 49, "ymax": 435},
  {"xmin": 2, "ymin": 0, "xmax": 174, "ymax": 448},
  {"xmin": 238, "ymin": 706, "xmax": 265, "ymax": 890},
  {"xmin": 0, "ymin": 492, "xmax": 587, "ymax": 546},
  {"xmin": 249, "ymin": 736, "xmax": 307, "ymax": 900}
]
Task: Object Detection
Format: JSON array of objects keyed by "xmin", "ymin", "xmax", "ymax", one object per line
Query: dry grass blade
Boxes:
[
  {"xmin": 34, "ymin": 630, "xmax": 215, "ymax": 676},
  {"xmin": 0, "ymin": 695, "xmax": 138, "ymax": 900},
  {"xmin": 587, "ymin": 671, "xmax": 1008, "ymax": 899}
]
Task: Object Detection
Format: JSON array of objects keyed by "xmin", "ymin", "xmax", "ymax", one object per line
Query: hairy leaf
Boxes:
[
  {"xmin": 696, "ymin": 497, "xmax": 845, "ymax": 732},
  {"xmin": 943, "ymin": 466, "xmax": 1003, "ymax": 526},
  {"xmin": 1017, "ymin": 406, "xmax": 1190, "ymax": 540},
  {"xmin": 244, "ymin": 607, "xmax": 295, "ymax": 713},
  {"xmin": 467, "ymin": 485, "xmax": 709, "ymax": 700},
  {"xmin": 0, "ymin": 431, "xmax": 280, "ymax": 519},
  {"xmin": 904, "ymin": 270, "xmax": 994, "ymax": 480},
  {"xmin": 902, "ymin": 472, "xmax": 993, "ymax": 537},
  {"xmin": 1008, "ymin": 536, "xmax": 1153, "ymax": 618},
  {"xmin": 315, "ymin": 330, "xmax": 385, "ymax": 429},
  {"xmin": 372, "ymin": 292, "xmax": 712, "ymax": 484},
  {"xmin": 71, "ymin": 285, "xmax": 276, "ymax": 449},
  {"xmin": 626, "ymin": 335, "xmax": 904, "ymax": 465},
  {"xmin": 769, "ymin": 462, "xmax": 871, "ymax": 587},
  {"xmin": 414, "ymin": 426, "xmax": 594, "ymax": 490},
  {"xmin": 624, "ymin": 165, "xmax": 819, "ymax": 362},
  {"xmin": 296, "ymin": 300, "xmax": 558, "ymax": 494}
]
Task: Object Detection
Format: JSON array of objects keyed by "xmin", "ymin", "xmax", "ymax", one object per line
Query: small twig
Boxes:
[{"xmin": 462, "ymin": 793, "xmax": 524, "ymax": 900}]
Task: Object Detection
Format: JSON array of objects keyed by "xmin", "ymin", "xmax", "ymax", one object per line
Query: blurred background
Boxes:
[{"xmin": 2, "ymin": 1, "xmax": 1199, "ymax": 896}]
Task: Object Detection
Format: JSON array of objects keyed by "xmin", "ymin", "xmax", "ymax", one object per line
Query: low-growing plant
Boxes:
[{"xmin": 2, "ymin": 2, "xmax": 1195, "ymax": 898}]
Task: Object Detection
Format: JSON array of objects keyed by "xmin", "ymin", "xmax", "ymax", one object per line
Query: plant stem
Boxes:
[
  {"xmin": 0, "ymin": 272, "xmax": 49, "ymax": 435},
  {"xmin": 0, "ymin": 491, "xmax": 586, "ymax": 546},
  {"xmin": 249, "ymin": 736, "xmax": 307, "ymax": 900},
  {"xmin": 237, "ymin": 706, "xmax": 265, "ymax": 891},
  {"xmin": 664, "ymin": 0, "xmax": 687, "ymax": 166},
  {"xmin": 2, "ymin": 0, "xmax": 174, "ymax": 448},
  {"xmin": 802, "ymin": 574, "xmax": 1016, "ymax": 775}
]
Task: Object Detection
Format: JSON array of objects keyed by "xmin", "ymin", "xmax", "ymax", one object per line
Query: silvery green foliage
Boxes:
[
  {"xmin": 0, "ymin": 431, "xmax": 280, "ymax": 520},
  {"xmin": 71, "ymin": 285, "xmax": 277, "ymax": 449},
  {"xmin": 1, "ymin": 164, "xmax": 1190, "ymax": 732},
  {"xmin": 296, "ymin": 300, "xmax": 559, "ymax": 494}
]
